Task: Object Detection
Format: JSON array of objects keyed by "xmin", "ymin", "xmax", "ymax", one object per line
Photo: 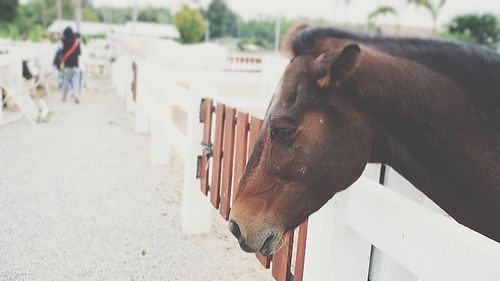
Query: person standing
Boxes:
[{"xmin": 60, "ymin": 27, "xmax": 82, "ymax": 104}]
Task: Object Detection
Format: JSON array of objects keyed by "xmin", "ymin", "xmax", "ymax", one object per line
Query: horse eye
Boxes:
[{"xmin": 271, "ymin": 127, "xmax": 295, "ymax": 143}]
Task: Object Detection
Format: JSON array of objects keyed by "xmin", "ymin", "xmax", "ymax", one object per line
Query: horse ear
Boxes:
[{"xmin": 313, "ymin": 43, "xmax": 361, "ymax": 88}]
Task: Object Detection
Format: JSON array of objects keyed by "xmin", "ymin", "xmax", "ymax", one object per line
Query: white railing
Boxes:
[
  {"xmin": 115, "ymin": 58, "xmax": 277, "ymax": 235},
  {"xmin": 129, "ymin": 60, "xmax": 212, "ymax": 234},
  {"xmin": 303, "ymin": 164, "xmax": 500, "ymax": 281}
]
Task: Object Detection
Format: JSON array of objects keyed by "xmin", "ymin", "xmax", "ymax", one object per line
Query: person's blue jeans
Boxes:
[{"xmin": 62, "ymin": 67, "xmax": 81, "ymax": 101}]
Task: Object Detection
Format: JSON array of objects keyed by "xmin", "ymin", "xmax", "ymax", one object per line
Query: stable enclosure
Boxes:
[{"xmin": 117, "ymin": 52, "xmax": 500, "ymax": 281}]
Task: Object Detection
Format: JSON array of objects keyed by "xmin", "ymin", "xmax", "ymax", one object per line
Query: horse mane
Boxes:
[
  {"xmin": 287, "ymin": 26, "xmax": 500, "ymax": 124},
  {"xmin": 289, "ymin": 26, "xmax": 500, "ymax": 63}
]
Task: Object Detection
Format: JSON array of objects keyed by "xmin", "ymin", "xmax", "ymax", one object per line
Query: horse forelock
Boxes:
[{"xmin": 289, "ymin": 26, "xmax": 362, "ymax": 57}]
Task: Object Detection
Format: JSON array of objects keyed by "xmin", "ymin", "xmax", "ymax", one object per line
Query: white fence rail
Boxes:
[
  {"xmin": 304, "ymin": 164, "xmax": 500, "ymax": 281},
  {"xmin": 352, "ymin": 178, "xmax": 500, "ymax": 280}
]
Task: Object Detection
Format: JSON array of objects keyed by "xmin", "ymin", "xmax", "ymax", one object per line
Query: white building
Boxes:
[
  {"xmin": 47, "ymin": 20, "xmax": 122, "ymax": 36},
  {"xmin": 47, "ymin": 20, "xmax": 180, "ymax": 40}
]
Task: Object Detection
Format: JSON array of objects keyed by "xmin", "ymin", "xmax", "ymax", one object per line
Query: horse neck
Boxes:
[
  {"xmin": 353, "ymin": 48, "xmax": 494, "ymax": 172},
  {"xmin": 351, "ymin": 49, "xmax": 500, "ymax": 241}
]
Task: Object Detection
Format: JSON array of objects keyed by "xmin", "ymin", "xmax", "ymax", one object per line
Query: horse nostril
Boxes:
[{"xmin": 228, "ymin": 220, "xmax": 241, "ymax": 239}]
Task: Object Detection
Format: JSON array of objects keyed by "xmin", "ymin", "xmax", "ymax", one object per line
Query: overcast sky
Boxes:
[{"xmin": 91, "ymin": 0, "xmax": 499, "ymax": 29}]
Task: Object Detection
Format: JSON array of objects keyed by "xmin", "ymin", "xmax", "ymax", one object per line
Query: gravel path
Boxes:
[{"xmin": 0, "ymin": 91, "xmax": 271, "ymax": 281}]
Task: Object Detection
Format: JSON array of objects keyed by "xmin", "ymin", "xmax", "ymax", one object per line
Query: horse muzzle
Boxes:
[{"xmin": 228, "ymin": 219, "xmax": 282, "ymax": 256}]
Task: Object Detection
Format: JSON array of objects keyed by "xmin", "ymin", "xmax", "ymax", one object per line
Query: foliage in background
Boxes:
[
  {"xmin": 236, "ymin": 16, "xmax": 333, "ymax": 51},
  {"xmin": 236, "ymin": 18, "xmax": 275, "ymax": 48},
  {"xmin": 174, "ymin": 5, "xmax": 206, "ymax": 44},
  {"xmin": 367, "ymin": 5, "xmax": 398, "ymax": 27},
  {"xmin": 101, "ymin": 7, "xmax": 132, "ymax": 24},
  {"xmin": 19, "ymin": 0, "xmax": 99, "ymax": 26},
  {"xmin": 0, "ymin": 0, "xmax": 103, "ymax": 41},
  {"xmin": 445, "ymin": 14, "xmax": 499, "ymax": 49},
  {"xmin": 98, "ymin": 6, "xmax": 173, "ymax": 24},
  {"xmin": 0, "ymin": 0, "xmax": 176, "ymax": 42},
  {"xmin": 138, "ymin": 6, "xmax": 172, "ymax": 23},
  {"xmin": 406, "ymin": 0, "xmax": 446, "ymax": 30},
  {"xmin": 205, "ymin": 0, "xmax": 237, "ymax": 38},
  {"xmin": 0, "ymin": 0, "xmax": 18, "ymax": 22},
  {"xmin": 81, "ymin": 33, "xmax": 106, "ymax": 44},
  {"xmin": 1, "ymin": 0, "xmax": 498, "ymax": 52},
  {"xmin": 0, "ymin": 0, "xmax": 51, "ymax": 41},
  {"xmin": 237, "ymin": 37, "xmax": 271, "ymax": 50}
]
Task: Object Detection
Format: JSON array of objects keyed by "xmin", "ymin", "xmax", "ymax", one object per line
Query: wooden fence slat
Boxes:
[
  {"xmin": 200, "ymin": 98, "xmax": 213, "ymax": 195},
  {"xmin": 293, "ymin": 219, "xmax": 309, "ymax": 281},
  {"xmin": 131, "ymin": 62, "xmax": 137, "ymax": 102},
  {"xmin": 248, "ymin": 116, "xmax": 272, "ymax": 268},
  {"xmin": 210, "ymin": 103, "xmax": 225, "ymax": 209},
  {"xmin": 232, "ymin": 111, "xmax": 249, "ymax": 202},
  {"xmin": 256, "ymin": 253, "xmax": 271, "ymax": 269},
  {"xmin": 271, "ymin": 231, "xmax": 295, "ymax": 281},
  {"xmin": 219, "ymin": 107, "xmax": 236, "ymax": 220},
  {"xmin": 248, "ymin": 116, "xmax": 264, "ymax": 155}
]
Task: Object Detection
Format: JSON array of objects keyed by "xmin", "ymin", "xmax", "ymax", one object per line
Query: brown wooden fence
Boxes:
[
  {"xmin": 131, "ymin": 62, "xmax": 137, "ymax": 102},
  {"xmin": 198, "ymin": 98, "xmax": 308, "ymax": 281}
]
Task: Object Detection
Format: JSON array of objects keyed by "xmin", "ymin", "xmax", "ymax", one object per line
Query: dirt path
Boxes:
[{"xmin": 0, "ymin": 91, "xmax": 271, "ymax": 281}]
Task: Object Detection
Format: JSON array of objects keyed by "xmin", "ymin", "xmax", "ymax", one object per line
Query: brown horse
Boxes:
[{"xmin": 228, "ymin": 25, "xmax": 500, "ymax": 256}]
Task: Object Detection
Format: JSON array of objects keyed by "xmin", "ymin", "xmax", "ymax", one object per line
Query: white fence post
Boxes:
[
  {"xmin": 124, "ymin": 59, "xmax": 136, "ymax": 113},
  {"xmin": 150, "ymin": 88, "xmax": 171, "ymax": 165},
  {"xmin": 0, "ymin": 87, "xmax": 3, "ymax": 125},
  {"xmin": 125, "ymin": 86, "xmax": 136, "ymax": 113},
  {"xmin": 180, "ymin": 95, "xmax": 211, "ymax": 234},
  {"xmin": 303, "ymin": 189, "xmax": 372, "ymax": 281},
  {"xmin": 134, "ymin": 63, "xmax": 149, "ymax": 134}
]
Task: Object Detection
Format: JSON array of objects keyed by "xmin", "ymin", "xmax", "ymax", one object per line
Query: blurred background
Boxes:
[{"xmin": 0, "ymin": 0, "xmax": 499, "ymax": 50}]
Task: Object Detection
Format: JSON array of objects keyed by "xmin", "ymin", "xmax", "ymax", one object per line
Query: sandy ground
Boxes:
[{"xmin": 0, "ymin": 90, "xmax": 272, "ymax": 281}]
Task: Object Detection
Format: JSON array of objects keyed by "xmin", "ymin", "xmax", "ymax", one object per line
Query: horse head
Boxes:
[{"xmin": 229, "ymin": 26, "xmax": 376, "ymax": 256}]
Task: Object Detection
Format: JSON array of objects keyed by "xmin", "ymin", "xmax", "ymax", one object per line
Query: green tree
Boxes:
[
  {"xmin": 107, "ymin": 7, "xmax": 132, "ymax": 24},
  {"xmin": 237, "ymin": 18, "xmax": 275, "ymax": 44},
  {"xmin": 138, "ymin": 6, "xmax": 172, "ymax": 23},
  {"xmin": 236, "ymin": 18, "xmax": 275, "ymax": 49},
  {"xmin": 235, "ymin": 16, "xmax": 333, "ymax": 51},
  {"xmin": 0, "ymin": 0, "xmax": 18, "ymax": 22},
  {"xmin": 0, "ymin": 0, "xmax": 103, "ymax": 41},
  {"xmin": 407, "ymin": 0, "xmax": 446, "ymax": 31},
  {"xmin": 206, "ymin": 0, "xmax": 237, "ymax": 38},
  {"xmin": 14, "ymin": 0, "xmax": 99, "ymax": 27},
  {"xmin": 82, "ymin": 6, "xmax": 101, "ymax": 22},
  {"xmin": 174, "ymin": 5, "xmax": 205, "ymax": 44},
  {"xmin": 446, "ymin": 14, "xmax": 500, "ymax": 49}
]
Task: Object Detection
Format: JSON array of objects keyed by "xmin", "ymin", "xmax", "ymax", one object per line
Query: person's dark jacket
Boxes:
[{"xmin": 61, "ymin": 28, "xmax": 81, "ymax": 68}]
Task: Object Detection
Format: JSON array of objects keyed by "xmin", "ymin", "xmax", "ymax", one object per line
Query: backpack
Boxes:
[{"xmin": 53, "ymin": 48, "xmax": 64, "ymax": 69}]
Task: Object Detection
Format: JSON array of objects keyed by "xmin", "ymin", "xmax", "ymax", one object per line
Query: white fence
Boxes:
[
  {"xmin": 304, "ymin": 164, "xmax": 500, "ymax": 281},
  {"xmin": 112, "ymin": 56, "xmax": 275, "ymax": 234},
  {"xmin": 113, "ymin": 56, "xmax": 500, "ymax": 281}
]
